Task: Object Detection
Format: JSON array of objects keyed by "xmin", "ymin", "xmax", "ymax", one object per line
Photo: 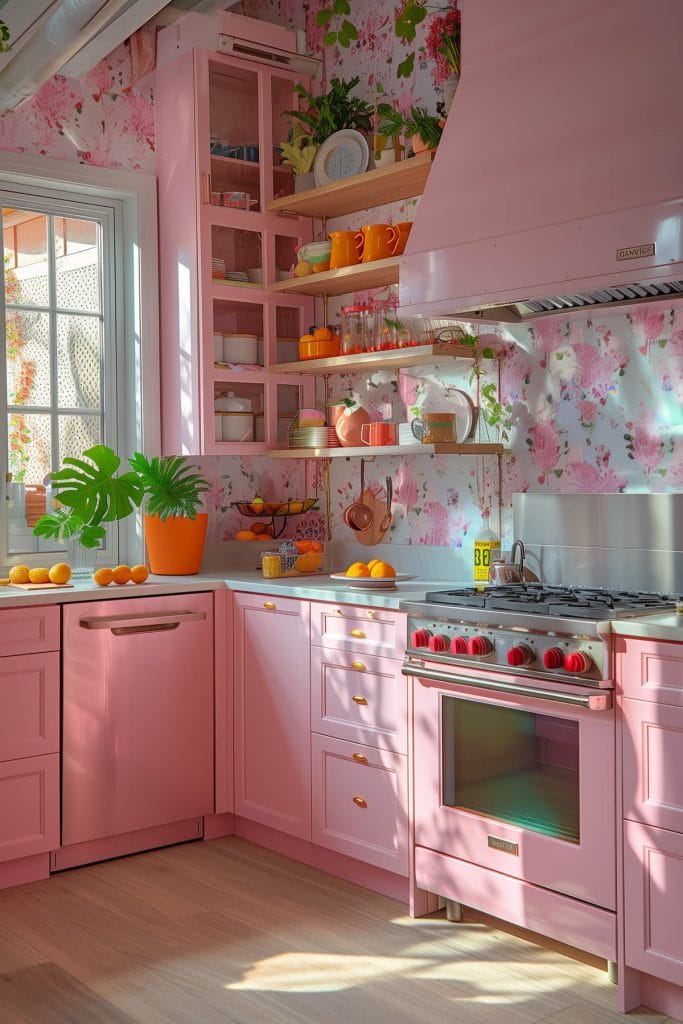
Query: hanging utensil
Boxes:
[
  {"xmin": 343, "ymin": 458, "xmax": 373, "ymax": 532},
  {"xmin": 378, "ymin": 475, "xmax": 393, "ymax": 534}
]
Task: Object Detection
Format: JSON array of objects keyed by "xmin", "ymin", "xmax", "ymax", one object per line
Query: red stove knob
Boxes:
[
  {"xmin": 543, "ymin": 647, "xmax": 564, "ymax": 670},
  {"xmin": 451, "ymin": 635, "xmax": 469, "ymax": 655},
  {"xmin": 411, "ymin": 628, "xmax": 431, "ymax": 648},
  {"xmin": 564, "ymin": 651, "xmax": 593, "ymax": 674},
  {"xmin": 468, "ymin": 636, "xmax": 493, "ymax": 657},
  {"xmin": 508, "ymin": 644, "xmax": 534, "ymax": 667},
  {"xmin": 428, "ymin": 634, "xmax": 449, "ymax": 653}
]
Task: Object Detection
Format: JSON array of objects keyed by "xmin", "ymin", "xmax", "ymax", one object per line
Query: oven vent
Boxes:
[{"xmin": 217, "ymin": 35, "xmax": 319, "ymax": 75}]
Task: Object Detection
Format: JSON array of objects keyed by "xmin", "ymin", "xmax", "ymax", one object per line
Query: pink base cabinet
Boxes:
[{"xmin": 617, "ymin": 634, "xmax": 683, "ymax": 1016}]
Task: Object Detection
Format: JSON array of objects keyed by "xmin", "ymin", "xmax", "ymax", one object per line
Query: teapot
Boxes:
[{"xmin": 488, "ymin": 540, "xmax": 539, "ymax": 585}]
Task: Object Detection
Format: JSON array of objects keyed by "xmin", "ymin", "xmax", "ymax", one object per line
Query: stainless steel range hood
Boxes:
[{"xmin": 399, "ymin": 0, "xmax": 683, "ymax": 323}]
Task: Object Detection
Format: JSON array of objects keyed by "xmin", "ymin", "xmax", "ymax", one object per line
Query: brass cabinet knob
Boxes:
[
  {"xmin": 263, "ymin": 601, "xmax": 276, "ymax": 610},
  {"xmin": 352, "ymin": 752, "xmax": 368, "ymax": 764},
  {"xmin": 350, "ymin": 629, "xmax": 366, "ymax": 638},
  {"xmin": 367, "ymin": 610, "xmax": 376, "ymax": 618},
  {"xmin": 351, "ymin": 661, "xmax": 366, "ymax": 671},
  {"xmin": 352, "ymin": 796, "xmax": 368, "ymax": 808},
  {"xmin": 351, "ymin": 694, "xmax": 368, "ymax": 705}
]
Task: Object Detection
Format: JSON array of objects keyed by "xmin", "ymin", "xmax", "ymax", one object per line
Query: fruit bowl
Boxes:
[
  {"xmin": 329, "ymin": 572, "xmax": 416, "ymax": 590},
  {"xmin": 234, "ymin": 498, "xmax": 317, "ymax": 517}
]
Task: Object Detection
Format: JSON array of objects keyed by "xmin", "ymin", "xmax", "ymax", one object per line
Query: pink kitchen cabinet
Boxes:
[
  {"xmin": 0, "ymin": 605, "xmax": 59, "ymax": 658},
  {"xmin": 617, "ymin": 636, "xmax": 683, "ymax": 706},
  {"xmin": 0, "ymin": 652, "xmax": 60, "ymax": 762},
  {"xmin": 311, "ymin": 603, "xmax": 405, "ymax": 660},
  {"xmin": 311, "ymin": 733, "xmax": 408, "ymax": 876},
  {"xmin": 622, "ymin": 696, "xmax": 683, "ymax": 833},
  {"xmin": 0, "ymin": 754, "xmax": 59, "ymax": 864},
  {"xmin": 234, "ymin": 593, "xmax": 311, "ymax": 840},
  {"xmin": 155, "ymin": 24, "xmax": 314, "ymax": 456}
]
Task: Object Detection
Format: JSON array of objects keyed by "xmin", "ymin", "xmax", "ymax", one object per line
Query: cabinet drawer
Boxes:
[
  {"xmin": 0, "ymin": 605, "xmax": 60, "ymax": 658},
  {"xmin": 0, "ymin": 653, "xmax": 60, "ymax": 762},
  {"xmin": 624, "ymin": 819, "xmax": 683, "ymax": 986},
  {"xmin": 617, "ymin": 636, "xmax": 683, "ymax": 706},
  {"xmin": 312, "ymin": 602, "xmax": 405, "ymax": 659},
  {"xmin": 311, "ymin": 648, "xmax": 407, "ymax": 753},
  {"xmin": 622, "ymin": 696, "xmax": 683, "ymax": 832},
  {"xmin": 0, "ymin": 754, "xmax": 60, "ymax": 863},
  {"xmin": 311, "ymin": 734, "xmax": 408, "ymax": 876}
]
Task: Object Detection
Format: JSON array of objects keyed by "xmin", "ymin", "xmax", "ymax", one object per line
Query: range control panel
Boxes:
[{"xmin": 406, "ymin": 615, "xmax": 609, "ymax": 686}]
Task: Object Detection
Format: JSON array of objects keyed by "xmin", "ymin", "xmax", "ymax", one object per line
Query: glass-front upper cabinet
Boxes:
[{"xmin": 156, "ymin": 19, "xmax": 314, "ymax": 455}]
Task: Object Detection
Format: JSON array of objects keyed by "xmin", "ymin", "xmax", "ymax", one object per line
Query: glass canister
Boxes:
[{"xmin": 339, "ymin": 304, "xmax": 372, "ymax": 355}]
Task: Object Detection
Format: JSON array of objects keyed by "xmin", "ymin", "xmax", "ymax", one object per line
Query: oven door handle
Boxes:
[{"xmin": 401, "ymin": 665, "xmax": 612, "ymax": 711}]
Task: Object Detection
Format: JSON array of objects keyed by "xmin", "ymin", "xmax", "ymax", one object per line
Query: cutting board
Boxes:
[
  {"xmin": 7, "ymin": 582, "xmax": 74, "ymax": 590},
  {"xmin": 354, "ymin": 489, "xmax": 392, "ymax": 546}
]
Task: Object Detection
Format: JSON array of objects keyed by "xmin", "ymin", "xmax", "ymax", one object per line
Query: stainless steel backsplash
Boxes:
[{"xmin": 513, "ymin": 493, "xmax": 683, "ymax": 593}]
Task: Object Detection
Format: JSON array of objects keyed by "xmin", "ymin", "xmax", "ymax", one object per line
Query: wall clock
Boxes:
[{"xmin": 313, "ymin": 129, "xmax": 369, "ymax": 187}]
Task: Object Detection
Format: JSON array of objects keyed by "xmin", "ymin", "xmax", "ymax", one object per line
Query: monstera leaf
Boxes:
[
  {"xmin": 33, "ymin": 508, "xmax": 107, "ymax": 549},
  {"xmin": 49, "ymin": 444, "xmax": 145, "ymax": 526}
]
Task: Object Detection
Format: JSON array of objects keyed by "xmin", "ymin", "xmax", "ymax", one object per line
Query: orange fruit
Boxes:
[
  {"xmin": 49, "ymin": 562, "xmax": 71, "ymax": 585},
  {"xmin": 310, "ymin": 540, "xmax": 323, "ymax": 553},
  {"xmin": 366, "ymin": 559, "xmax": 381, "ymax": 571},
  {"xmin": 346, "ymin": 561, "xmax": 370, "ymax": 577},
  {"xmin": 112, "ymin": 564, "xmax": 131, "ymax": 585},
  {"xmin": 8, "ymin": 564, "xmax": 30, "ymax": 584},
  {"xmin": 28, "ymin": 567, "xmax": 50, "ymax": 584},
  {"xmin": 251, "ymin": 522, "xmax": 269, "ymax": 535},
  {"xmin": 295, "ymin": 552, "xmax": 321, "ymax": 573},
  {"xmin": 295, "ymin": 540, "xmax": 313, "ymax": 553},
  {"xmin": 130, "ymin": 564, "xmax": 149, "ymax": 584},
  {"xmin": 369, "ymin": 560, "xmax": 396, "ymax": 578},
  {"xmin": 93, "ymin": 567, "xmax": 114, "ymax": 587},
  {"xmin": 236, "ymin": 529, "xmax": 257, "ymax": 541}
]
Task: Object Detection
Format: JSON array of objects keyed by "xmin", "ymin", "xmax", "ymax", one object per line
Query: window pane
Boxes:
[
  {"xmin": 56, "ymin": 313, "xmax": 102, "ymax": 409},
  {"xmin": 6, "ymin": 309, "xmax": 51, "ymax": 407},
  {"xmin": 55, "ymin": 217, "xmax": 100, "ymax": 313},
  {"xmin": 4, "ymin": 211, "xmax": 49, "ymax": 306},
  {"xmin": 8, "ymin": 412, "xmax": 51, "ymax": 484},
  {"xmin": 58, "ymin": 413, "xmax": 101, "ymax": 463}
]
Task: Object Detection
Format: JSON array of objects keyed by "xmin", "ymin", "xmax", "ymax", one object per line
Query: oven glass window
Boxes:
[{"xmin": 441, "ymin": 697, "xmax": 580, "ymax": 843}]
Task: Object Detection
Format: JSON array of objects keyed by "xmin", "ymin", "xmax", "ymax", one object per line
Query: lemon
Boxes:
[
  {"xmin": 8, "ymin": 564, "xmax": 30, "ymax": 584},
  {"xmin": 112, "ymin": 565, "xmax": 131, "ymax": 585},
  {"xmin": 346, "ymin": 561, "xmax": 370, "ymax": 577},
  {"xmin": 93, "ymin": 567, "xmax": 114, "ymax": 587},
  {"xmin": 130, "ymin": 564, "xmax": 149, "ymax": 584},
  {"xmin": 28, "ymin": 567, "xmax": 50, "ymax": 584},
  {"xmin": 0, "ymin": 578, "xmax": 9, "ymax": 586},
  {"xmin": 49, "ymin": 562, "xmax": 72, "ymax": 585}
]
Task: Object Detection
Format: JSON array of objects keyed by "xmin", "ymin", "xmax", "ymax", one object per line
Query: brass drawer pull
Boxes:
[
  {"xmin": 352, "ymin": 796, "xmax": 368, "ymax": 808},
  {"xmin": 350, "ymin": 629, "xmax": 366, "ymax": 638},
  {"xmin": 351, "ymin": 661, "xmax": 366, "ymax": 671},
  {"xmin": 352, "ymin": 752, "xmax": 368, "ymax": 764},
  {"xmin": 351, "ymin": 694, "xmax": 368, "ymax": 705},
  {"xmin": 367, "ymin": 610, "xmax": 376, "ymax": 618},
  {"xmin": 263, "ymin": 601, "xmax": 276, "ymax": 610}
]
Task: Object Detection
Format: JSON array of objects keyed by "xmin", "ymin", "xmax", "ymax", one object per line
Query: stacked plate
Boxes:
[
  {"xmin": 225, "ymin": 271, "xmax": 249, "ymax": 283},
  {"xmin": 211, "ymin": 257, "xmax": 226, "ymax": 279}
]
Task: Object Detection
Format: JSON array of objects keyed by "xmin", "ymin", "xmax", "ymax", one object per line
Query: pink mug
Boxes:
[{"xmin": 360, "ymin": 421, "xmax": 398, "ymax": 446}]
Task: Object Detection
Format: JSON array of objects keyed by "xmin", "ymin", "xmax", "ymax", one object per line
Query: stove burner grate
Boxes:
[{"xmin": 424, "ymin": 583, "xmax": 677, "ymax": 619}]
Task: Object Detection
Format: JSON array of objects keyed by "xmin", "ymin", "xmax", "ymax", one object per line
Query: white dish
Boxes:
[
  {"xmin": 329, "ymin": 572, "xmax": 416, "ymax": 590},
  {"xmin": 314, "ymin": 130, "xmax": 369, "ymax": 187},
  {"xmin": 451, "ymin": 388, "xmax": 477, "ymax": 442},
  {"xmin": 223, "ymin": 333, "xmax": 258, "ymax": 363}
]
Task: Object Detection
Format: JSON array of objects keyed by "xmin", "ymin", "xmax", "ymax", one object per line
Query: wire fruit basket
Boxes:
[{"xmin": 232, "ymin": 498, "xmax": 318, "ymax": 538}]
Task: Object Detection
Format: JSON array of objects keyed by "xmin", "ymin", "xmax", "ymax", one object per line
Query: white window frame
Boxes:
[{"xmin": 0, "ymin": 153, "xmax": 159, "ymax": 569}]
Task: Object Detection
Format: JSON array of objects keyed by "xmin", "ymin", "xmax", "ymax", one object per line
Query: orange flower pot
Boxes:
[{"xmin": 143, "ymin": 513, "xmax": 208, "ymax": 575}]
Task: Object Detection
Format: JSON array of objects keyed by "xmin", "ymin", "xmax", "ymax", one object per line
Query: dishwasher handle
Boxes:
[{"xmin": 79, "ymin": 610, "xmax": 206, "ymax": 636}]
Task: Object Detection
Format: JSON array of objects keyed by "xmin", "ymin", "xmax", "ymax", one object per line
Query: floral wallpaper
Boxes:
[{"xmin": 1, "ymin": 1, "xmax": 681, "ymax": 555}]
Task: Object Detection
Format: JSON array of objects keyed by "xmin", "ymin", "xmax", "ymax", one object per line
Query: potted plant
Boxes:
[
  {"xmin": 278, "ymin": 124, "xmax": 319, "ymax": 192},
  {"xmin": 33, "ymin": 445, "xmax": 144, "ymax": 577},
  {"xmin": 283, "ymin": 76, "xmax": 373, "ymax": 147},
  {"xmin": 377, "ymin": 103, "xmax": 444, "ymax": 156},
  {"xmin": 127, "ymin": 453, "xmax": 210, "ymax": 576}
]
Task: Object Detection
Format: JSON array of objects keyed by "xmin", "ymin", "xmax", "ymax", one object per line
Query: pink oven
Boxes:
[{"xmin": 402, "ymin": 584, "xmax": 678, "ymax": 964}]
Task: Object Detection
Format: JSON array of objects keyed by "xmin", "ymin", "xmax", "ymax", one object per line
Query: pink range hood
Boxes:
[{"xmin": 399, "ymin": 0, "xmax": 683, "ymax": 323}]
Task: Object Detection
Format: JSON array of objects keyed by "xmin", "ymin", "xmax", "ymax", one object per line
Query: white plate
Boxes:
[
  {"xmin": 414, "ymin": 389, "xmax": 477, "ymax": 443},
  {"xmin": 314, "ymin": 130, "xmax": 369, "ymax": 187},
  {"xmin": 329, "ymin": 572, "xmax": 416, "ymax": 590}
]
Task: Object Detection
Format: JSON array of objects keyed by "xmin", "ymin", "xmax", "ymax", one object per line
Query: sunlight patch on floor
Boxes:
[{"xmin": 225, "ymin": 952, "xmax": 431, "ymax": 993}]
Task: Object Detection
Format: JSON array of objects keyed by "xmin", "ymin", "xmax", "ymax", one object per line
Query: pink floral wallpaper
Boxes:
[{"xmin": 1, "ymin": 1, "xmax": 680, "ymax": 554}]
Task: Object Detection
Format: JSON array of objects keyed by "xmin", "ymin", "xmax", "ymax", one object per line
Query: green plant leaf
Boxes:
[
  {"xmin": 49, "ymin": 444, "xmax": 145, "ymax": 526},
  {"xmin": 316, "ymin": 9, "xmax": 334, "ymax": 25},
  {"xmin": 397, "ymin": 53, "xmax": 415, "ymax": 79},
  {"xmin": 341, "ymin": 20, "xmax": 358, "ymax": 39},
  {"xmin": 32, "ymin": 508, "xmax": 106, "ymax": 548},
  {"xmin": 333, "ymin": 0, "xmax": 351, "ymax": 12},
  {"xmin": 324, "ymin": 30, "xmax": 338, "ymax": 46},
  {"xmin": 128, "ymin": 453, "xmax": 210, "ymax": 521}
]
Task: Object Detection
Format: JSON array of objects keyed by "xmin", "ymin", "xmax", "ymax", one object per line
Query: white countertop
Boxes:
[{"xmin": 612, "ymin": 613, "xmax": 683, "ymax": 643}]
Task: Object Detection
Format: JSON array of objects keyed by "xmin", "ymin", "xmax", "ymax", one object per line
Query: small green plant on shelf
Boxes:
[
  {"xmin": 377, "ymin": 103, "xmax": 443, "ymax": 153},
  {"xmin": 278, "ymin": 125, "xmax": 318, "ymax": 174},
  {"xmin": 460, "ymin": 333, "xmax": 514, "ymax": 443},
  {"xmin": 284, "ymin": 77, "xmax": 373, "ymax": 147}
]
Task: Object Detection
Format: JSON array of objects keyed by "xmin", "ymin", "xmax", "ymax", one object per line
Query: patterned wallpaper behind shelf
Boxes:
[{"xmin": 0, "ymin": 2, "xmax": 681, "ymax": 552}]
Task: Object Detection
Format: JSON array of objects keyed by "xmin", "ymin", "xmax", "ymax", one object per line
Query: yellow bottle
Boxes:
[{"xmin": 473, "ymin": 513, "xmax": 501, "ymax": 582}]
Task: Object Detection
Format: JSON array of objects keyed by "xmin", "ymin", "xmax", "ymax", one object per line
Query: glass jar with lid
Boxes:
[{"xmin": 339, "ymin": 304, "xmax": 372, "ymax": 355}]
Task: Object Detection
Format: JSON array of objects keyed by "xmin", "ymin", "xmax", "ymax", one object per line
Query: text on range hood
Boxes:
[{"xmin": 399, "ymin": 0, "xmax": 683, "ymax": 323}]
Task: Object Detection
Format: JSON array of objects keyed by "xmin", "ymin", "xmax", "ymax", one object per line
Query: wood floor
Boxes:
[{"xmin": 0, "ymin": 838, "xmax": 674, "ymax": 1024}]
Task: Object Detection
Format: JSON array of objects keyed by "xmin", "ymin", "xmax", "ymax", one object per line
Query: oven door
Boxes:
[{"xmin": 409, "ymin": 661, "xmax": 615, "ymax": 910}]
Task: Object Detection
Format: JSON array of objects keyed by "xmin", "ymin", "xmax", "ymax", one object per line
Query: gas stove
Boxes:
[{"xmin": 401, "ymin": 585, "xmax": 678, "ymax": 687}]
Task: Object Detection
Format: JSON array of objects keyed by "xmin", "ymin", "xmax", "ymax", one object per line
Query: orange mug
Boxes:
[
  {"xmin": 360, "ymin": 421, "xmax": 398, "ymax": 446},
  {"xmin": 329, "ymin": 229, "xmax": 364, "ymax": 269},
  {"xmin": 360, "ymin": 223, "xmax": 392, "ymax": 263},
  {"xmin": 388, "ymin": 221, "xmax": 413, "ymax": 256}
]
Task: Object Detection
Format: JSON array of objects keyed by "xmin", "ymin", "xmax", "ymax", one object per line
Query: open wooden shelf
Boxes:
[
  {"xmin": 268, "ymin": 256, "xmax": 400, "ymax": 297},
  {"xmin": 268, "ymin": 342, "xmax": 497, "ymax": 375},
  {"xmin": 267, "ymin": 152, "xmax": 434, "ymax": 219},
  {"xmin": 267, "ymin": 442, "xmax": 506, "ymax": 459}
]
